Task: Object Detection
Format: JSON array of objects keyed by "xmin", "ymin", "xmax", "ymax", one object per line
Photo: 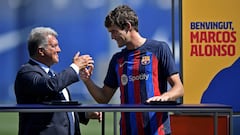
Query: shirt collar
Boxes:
[{"xmin": 30, "ymin": 58, "xmax": 50, "ymax": 73}]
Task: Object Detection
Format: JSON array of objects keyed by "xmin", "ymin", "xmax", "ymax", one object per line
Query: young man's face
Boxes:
[{"xmin": 107, "ymin": 25, "xmax": 129, "ymax": 48}]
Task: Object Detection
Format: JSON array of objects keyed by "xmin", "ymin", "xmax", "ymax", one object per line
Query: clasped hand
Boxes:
[{"xmin": 73, "ymin": 52, "xmax": 94, "ymax": 75}]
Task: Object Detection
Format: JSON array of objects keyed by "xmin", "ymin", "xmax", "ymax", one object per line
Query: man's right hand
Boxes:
[{"xmin": 73, "ymin": 52, "xmax": 94, "ymax": 71}]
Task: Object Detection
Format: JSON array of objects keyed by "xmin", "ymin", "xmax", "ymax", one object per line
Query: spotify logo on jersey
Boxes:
[{"xmin": 121, "ymin": 73, "xmax": 149, "ymax": 86}]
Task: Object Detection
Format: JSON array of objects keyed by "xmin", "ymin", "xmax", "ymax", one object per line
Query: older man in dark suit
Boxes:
[{"xmin": 14, "ymin": 27, "xmax": 101, "ymax": 135}]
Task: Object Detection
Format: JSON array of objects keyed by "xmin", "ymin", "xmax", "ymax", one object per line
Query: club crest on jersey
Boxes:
[{"xmin": 141, "ymin": 56, "xmax": 150, "ymax": 65}]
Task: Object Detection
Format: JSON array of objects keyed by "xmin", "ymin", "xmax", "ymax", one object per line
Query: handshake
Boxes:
[{"xmin": 72, "ymin": 52, "xmax": 94, "ymax": 79}]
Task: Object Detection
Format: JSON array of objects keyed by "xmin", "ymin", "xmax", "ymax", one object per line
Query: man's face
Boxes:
[
  {"xmin": 41, "ymin": 35, "xmax": 61, "ymax": 66},
  {"xmin": 107, "ymin": 25, "xmax": 129, "ymax": 48}
]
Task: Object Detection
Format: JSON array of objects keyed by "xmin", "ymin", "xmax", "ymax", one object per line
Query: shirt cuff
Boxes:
[{"xmin": 70, "ymin": 63, "xmax": 79, "ymax": 74}]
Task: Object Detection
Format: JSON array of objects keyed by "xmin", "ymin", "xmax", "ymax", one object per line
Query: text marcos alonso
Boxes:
[{"xmin": 189, "ymin": 21, "xmax": 237, "ymax": 56}]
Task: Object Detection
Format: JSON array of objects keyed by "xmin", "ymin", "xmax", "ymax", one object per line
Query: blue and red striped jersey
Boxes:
[{"xmin": 104, "ymin": 39, "xmax": 178, "ymax": 135}]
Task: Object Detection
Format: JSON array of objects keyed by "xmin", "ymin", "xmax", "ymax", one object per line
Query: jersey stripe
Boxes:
[
  {"xmin": 133, "ymin": 50, "xmax": 145, "ymax": 135},
  {"xmin": 127, "ymin": 51, "xmax": 138, "ymax": 134},
  {"xmin": 152, "ymin": 55, "xmax": 164, "ymax": 134},
  {"xmin": 152, "ymin": 54, "xmax": 161, "ymax": 96},
  {"xmin": 118, "ymin": 57, "xmax": 127, "ymax": 135}
]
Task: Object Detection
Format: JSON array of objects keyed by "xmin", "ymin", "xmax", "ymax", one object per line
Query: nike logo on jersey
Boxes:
[{"xmin": 119, "ymin": 61, "xmax": 128, "ymax": 67}]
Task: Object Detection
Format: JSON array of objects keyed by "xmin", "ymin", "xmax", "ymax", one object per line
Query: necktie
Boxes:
[
  {"xmin": 60, "ymin": 92, "xmax": 75, "ymax": 135},
  {"xmin": 48, "ymin": 70, "xmax": 54, "ymax": 77},
  {"xmin": 48, "ymin": 69, "xmax": 75, "ymax": 135},
  {"xmin": 68, "ymin": 112, "xmax": 75, "ymax": 135}
]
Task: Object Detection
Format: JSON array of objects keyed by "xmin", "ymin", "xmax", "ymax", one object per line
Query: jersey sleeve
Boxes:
[
  {"xmin": 104, "ymin": 54, "xmax": 119, "ymax": 89},
  {"xmin": 158, "ymin": 41, "xmax": 179, "ymax": 78}
]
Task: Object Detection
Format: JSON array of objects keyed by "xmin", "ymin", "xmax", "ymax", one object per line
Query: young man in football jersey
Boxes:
[{"xmin": 80, "ymin": 5, "xmax": 184, "ymax": 135}]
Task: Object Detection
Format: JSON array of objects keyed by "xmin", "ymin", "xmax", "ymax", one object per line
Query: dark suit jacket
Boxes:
[{"xmin": 14, "ymin": 60, "xmax": 89, "ymax": 135}]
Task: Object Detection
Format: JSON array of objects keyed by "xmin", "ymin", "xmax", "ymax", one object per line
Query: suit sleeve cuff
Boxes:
[
  {"xmin": 70, "ymin": 63, "xmax": 79, "ymax": 74},
  {"xmin": 78, "ymin": 112, "xmax": 89, "ymax": 125}
]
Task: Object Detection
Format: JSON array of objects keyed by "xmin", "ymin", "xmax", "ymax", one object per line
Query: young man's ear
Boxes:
[{"xmin": 124, "ymin": 22, "xmax": 132, "ymax": 32}]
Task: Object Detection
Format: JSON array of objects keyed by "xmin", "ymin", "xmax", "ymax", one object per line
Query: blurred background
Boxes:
[
  {"xmin": 0, "ymin": 0, "xmax": 182, "ymax": 134},
  {"xmin": 2, "ymin": 1, "xmax": 239, "ymax": 134},
  {"xmin": 0, "ymin": 0, "xmax": 180, "ymax": 104}
]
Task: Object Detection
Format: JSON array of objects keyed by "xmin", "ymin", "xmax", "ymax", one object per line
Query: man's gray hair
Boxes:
[{"xmin": 28, "ymin": 27, "xmax": 58, "ymax": 57}]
